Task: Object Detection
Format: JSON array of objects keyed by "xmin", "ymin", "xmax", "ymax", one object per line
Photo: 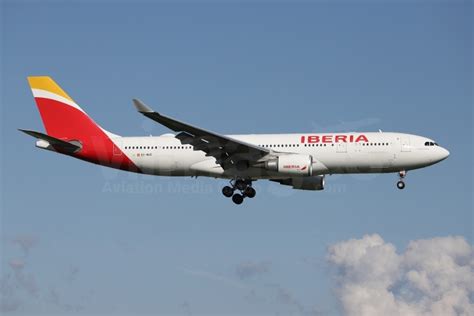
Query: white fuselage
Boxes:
[{"xmin": 114, "ymin": 132, "xmax": 449, "ymax": 179}]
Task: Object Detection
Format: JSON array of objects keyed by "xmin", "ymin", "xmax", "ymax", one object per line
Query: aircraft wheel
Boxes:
[
  {"xmin": 222, "ymin": 186, "xmax": 234, "ymax": 198},
  {"xmin": 232, "ymin": 193, "xmax": 244, "ymax": 205},
  {"xmin": 244, "ymin": 187, "xmax": 256, "ymax": 198},
  {"xmin": 397, "ymin": 181, "xmax": 405, "ymax": 190}
]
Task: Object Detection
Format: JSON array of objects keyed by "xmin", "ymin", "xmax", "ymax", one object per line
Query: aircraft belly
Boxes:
[
  {"xmin": 320, "ymin": 151, "xmax": 396, "ymax": 174},
  {"xmin": 190, "ymin": 159, "xmax": 224, "ymax": 177}
]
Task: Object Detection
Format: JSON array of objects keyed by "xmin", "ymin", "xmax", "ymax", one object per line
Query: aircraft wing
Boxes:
[{"xmin": 133, "ymin": 99, "xmax": 271, "ymax": 169}]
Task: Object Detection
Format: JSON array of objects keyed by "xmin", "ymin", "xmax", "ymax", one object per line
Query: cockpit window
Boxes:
[{"xmin": 424, "ymin": 141, "xmax": 438, "ymax": 146}]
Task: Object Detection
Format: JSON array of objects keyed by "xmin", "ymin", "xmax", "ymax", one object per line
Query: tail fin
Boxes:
[
  {"xmin": 27, "ymin": 76, "xmax": 118, "ymax": 140},
  {"xmin": 27, "ymin": 76, "xmax": 139, "ymax": 172}
]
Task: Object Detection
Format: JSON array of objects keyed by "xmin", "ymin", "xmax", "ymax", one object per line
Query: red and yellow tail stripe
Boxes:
[
  {"xmin": 28, "ymin": 76, "xmax": 85, "ymax": 113},
  {"xmin": 27, "ymin": 76, "xmax": 141, "ymax": 173}
]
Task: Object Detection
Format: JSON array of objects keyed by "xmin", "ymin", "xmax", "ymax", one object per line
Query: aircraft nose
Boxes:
[
  {"xmin": 441, "ymin": 147, "xmax": 450, "ymax": 160},
  {"xmin": 433, "ymin": 147, "xmax": 450, "ymax": 163}
]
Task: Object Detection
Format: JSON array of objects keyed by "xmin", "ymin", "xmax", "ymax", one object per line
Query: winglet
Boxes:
[{"xmin": 133, "ymin": 99, "xmax": 154, "ymax": 113}]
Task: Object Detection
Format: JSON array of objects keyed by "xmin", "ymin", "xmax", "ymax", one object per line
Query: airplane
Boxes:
[{"xmin": 20, "ymin": 77, "xmax": 450, "ymax": 205}]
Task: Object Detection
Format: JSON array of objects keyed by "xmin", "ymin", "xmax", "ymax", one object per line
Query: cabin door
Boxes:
[
  {"xmin": 337, "ymin": 142, "xmax": 347, "ymax": 153},
  {"xmin": 401, "ymin": 137, "xmax": 411, "ymax": 152}
]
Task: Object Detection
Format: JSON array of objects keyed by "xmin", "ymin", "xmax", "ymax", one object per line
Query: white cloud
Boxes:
[{"xmin": 327, "ymin": 234, "xmax": 474, "ymax": 316}]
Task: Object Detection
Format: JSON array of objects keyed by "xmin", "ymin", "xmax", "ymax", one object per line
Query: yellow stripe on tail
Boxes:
[{"xmin": 27, "ymin": 76, "xmax": 74, "ymax": 102}]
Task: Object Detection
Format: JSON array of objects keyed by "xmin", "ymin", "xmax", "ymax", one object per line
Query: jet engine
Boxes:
[
  {"xmin": 265, "ymin": 154, "xmax": 313, "ymax": 176},
  {"xmin": 273, "ymin": 175, "xmax": 325, "ymax": 191}
]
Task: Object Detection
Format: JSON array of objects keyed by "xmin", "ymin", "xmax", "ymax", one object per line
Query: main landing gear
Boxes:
[
  {"xmin": 222, "ymin": 179, "xmax": 256, "ymax": 205},
  {"xmin": 397, "ymin": 170, "xmax": 406, "ymax": 190}
]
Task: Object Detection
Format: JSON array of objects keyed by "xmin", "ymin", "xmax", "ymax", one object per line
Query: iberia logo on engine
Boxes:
[{"xmin": 283, "ymin": 165, "xmax": 307, "ymax": 171}]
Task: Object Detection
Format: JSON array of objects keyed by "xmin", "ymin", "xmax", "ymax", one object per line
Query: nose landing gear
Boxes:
[
  {"xmin": 397, "ymin": 170, "xmax": 406, "ymax": 190},
  {"xmin": 222, "ymin": 179, "xmax": 256, "ymax": 204}
]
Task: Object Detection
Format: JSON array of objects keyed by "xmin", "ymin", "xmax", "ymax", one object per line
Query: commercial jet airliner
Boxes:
[{"xmin": 21, "ymin": 77, "xmax": 450, "ymax": 204}]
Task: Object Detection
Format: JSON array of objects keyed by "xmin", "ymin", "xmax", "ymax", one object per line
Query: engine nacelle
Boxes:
[
  {"xmin": 277, "ymin": 176, "xmax": 325, "ymax": 191},
  {"xmin": 265, "ymin": 154, "xmax": 313, "ymax": 176}
]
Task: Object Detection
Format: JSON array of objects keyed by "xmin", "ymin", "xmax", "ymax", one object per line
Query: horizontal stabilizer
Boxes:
[{"xmin": 19, "ymin": 129, "xmax": 82, "ymax": 153}]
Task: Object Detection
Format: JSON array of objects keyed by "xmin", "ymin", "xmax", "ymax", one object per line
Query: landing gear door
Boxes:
[{"xmin": 401, "ymin": 137, "xmax": 411, "ymax": 152}]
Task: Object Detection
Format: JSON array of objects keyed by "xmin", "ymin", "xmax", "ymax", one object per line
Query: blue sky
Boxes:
[{"xmin": 1, "ymin": 1, "xmax": 472, "ymax": 315}]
